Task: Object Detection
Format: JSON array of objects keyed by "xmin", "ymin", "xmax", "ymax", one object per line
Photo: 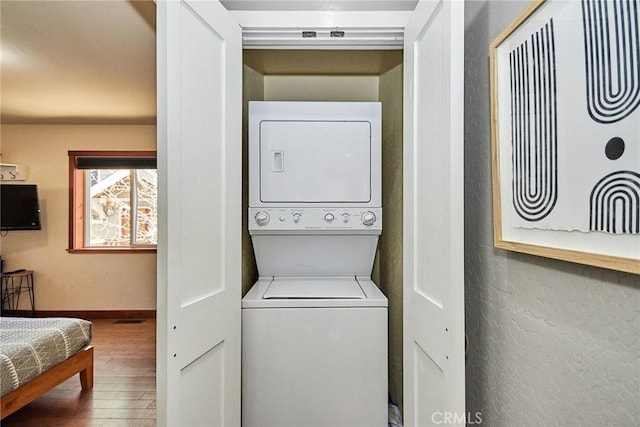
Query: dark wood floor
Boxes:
[{"xmin": 2, "ymin": 318, "xmax": 156, "ymax": 426}]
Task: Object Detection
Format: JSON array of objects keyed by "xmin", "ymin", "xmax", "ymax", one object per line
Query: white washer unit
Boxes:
[{"xmin": 243, "ymin": 101, "xmax": 388, "ymax": 427}]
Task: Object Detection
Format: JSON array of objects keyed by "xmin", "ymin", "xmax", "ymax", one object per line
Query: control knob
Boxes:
[
  {"xmin": 292, "ymin": 213, "xmax": 302, "ymax": 223},
  {"xmin": 362, "ymin": 211, "xmax": 376, "ymax": 226},
  {"xmin": 342, "ymin": 213, "xmax": 350, "ymax": 223},
  {"xmin": 255, "ymin": 211, "xmax": 270, "ymax": 226},
  {"xmin": 324, "ymin": 213, "xmax": 335, "ymax": 223}
]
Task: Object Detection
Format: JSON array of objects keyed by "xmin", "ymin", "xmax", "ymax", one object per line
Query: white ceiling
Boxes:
[
  {"xmin": 1, "ymin": 0, "xmax": 156, "ymax": 125},
  {"xmin": 0, "ymin": 0, "xmax": 416, "ymax": 125}
]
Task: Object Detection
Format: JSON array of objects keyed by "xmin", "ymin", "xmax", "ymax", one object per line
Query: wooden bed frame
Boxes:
[{"xmin": 1, "ymin": 345, "xmax": 94, "ymax": 419}]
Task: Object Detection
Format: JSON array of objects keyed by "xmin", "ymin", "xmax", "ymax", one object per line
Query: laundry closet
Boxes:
[
  {"xmin": 157, "ymin": 2, "xmax": 465, "ymax": 426},
  {"xmin": 240, "ymin": 49, "xmax": 404, "ymax": 422},
  {"xmin": 239, "ymin": 48, "xmax": 403, "ymax": 405}
]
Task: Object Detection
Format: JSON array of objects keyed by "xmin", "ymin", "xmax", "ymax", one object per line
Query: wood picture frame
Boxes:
[{"xmin": 490, "ymin": 0, "xmax": 640, "ymax": 274}]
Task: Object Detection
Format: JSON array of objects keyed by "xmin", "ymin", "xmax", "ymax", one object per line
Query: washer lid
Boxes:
[
  {"xmin": 264, "ymin": 277, "xmax": 365, "ymax": 299},
  {"xmin": 242, "ymin": 277, "xmax": 388, "ymax": 308}
]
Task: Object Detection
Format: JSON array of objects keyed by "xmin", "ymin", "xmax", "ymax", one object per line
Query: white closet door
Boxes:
[
  {"xmin": 157, "ymin": 1, "xmax": 242, "ymax": 425},
  {"xmin": 403, "ymin": 0, "xmax": 465, "ymax": 425}
]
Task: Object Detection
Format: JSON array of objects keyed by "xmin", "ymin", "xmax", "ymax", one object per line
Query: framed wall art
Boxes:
[{"xmin": 490, "ymin": 0, "xmax": 640, "ymax": 274}]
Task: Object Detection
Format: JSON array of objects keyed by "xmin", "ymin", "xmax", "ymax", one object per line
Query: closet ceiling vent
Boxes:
[{"xmin": 242, "ymin": 28, "xmax": 404, "ymax": 49}]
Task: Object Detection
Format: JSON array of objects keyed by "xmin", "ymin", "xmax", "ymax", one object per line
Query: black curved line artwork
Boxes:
[
  {"xmin": 509, "ymin": 20, "xmax": 558, "ymax": 222},
  {"xmin": 582, "ymin": 0, "xmax": 640, "ymax": 123},
  {"xmin": 590, "ymin": 171, "xmax": 640, "ymax": 234}
]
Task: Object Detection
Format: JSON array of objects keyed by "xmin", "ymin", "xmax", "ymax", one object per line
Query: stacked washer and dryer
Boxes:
[{"xmin": 242, "ymin": 101, "xmax": 388, "ymax": 427}]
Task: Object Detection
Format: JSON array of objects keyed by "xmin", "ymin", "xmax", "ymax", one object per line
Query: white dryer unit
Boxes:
[
  {"xmin": 243, "ymin": 101, "xmax": 388, "ymax": 427},
  {"xmin": 249, "ymin": 101, "xmax": 382, "ymax": 208}
]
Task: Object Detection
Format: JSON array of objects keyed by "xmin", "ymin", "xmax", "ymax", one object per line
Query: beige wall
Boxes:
[
  {"xmin": 264, "ymin": 75, "xmax": 379, "ymax": 101},
  {"xmin": 0, "ymin": 124, "xmax": 156, "ymax": 310},
  {"xmin": 378, "ymin": 63, "xmax": 403, "ymax": 409},
  {"xmin": 242, "ymin": 65, "xmax": 264, "ymax": 295}
]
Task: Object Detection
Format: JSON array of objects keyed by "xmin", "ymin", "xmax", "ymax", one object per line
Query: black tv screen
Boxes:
[{"xmin": 1, "ymin": 184, "xmax": 42, "ymax": 231}]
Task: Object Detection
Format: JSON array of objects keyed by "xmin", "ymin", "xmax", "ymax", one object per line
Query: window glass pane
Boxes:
[
  {"xmin": 135, "ymin": 169, "xmax": 158, "ymax": 245},
  {"xmin": 87, "ymin": 169, "xmax": 132, "ymax": 247},
  {"xmin": 70, "ymin": 151, "xmax": 157, "ymax": 252}
]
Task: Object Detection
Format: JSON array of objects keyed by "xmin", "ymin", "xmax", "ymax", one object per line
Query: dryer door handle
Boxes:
[{"xmin": 271, "ymin": 151, "xmax": 284, "ymax": 172}]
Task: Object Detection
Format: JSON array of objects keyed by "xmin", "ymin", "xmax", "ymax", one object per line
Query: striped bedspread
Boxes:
[{"xmin": 0, "ymin": 317, "xmax": 93, "ymax": 396}]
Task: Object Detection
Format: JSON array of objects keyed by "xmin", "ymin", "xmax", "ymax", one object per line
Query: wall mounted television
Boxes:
[{"xmin": 1, "ymin": 184, "xmax": 42, "ymax": 231}]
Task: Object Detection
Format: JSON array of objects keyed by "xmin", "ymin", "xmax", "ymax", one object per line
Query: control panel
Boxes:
[{"xmin": 248, "ymin": 207, "xmax": 382, "ymax": 231}]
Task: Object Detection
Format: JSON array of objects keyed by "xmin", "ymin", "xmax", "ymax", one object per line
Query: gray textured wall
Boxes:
[{"xmin": 464, "ymin": 1, "xmax": 640, "ymax": 425}]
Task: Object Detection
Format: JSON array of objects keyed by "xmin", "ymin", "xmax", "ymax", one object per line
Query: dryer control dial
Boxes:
[
  {"xmin": 362, "ymin": 211, "xmax": 376, "ymax": 226},
  {"xmin": 342, "ymin": 213, "xmax": 350, "ymax": 223},
  {"xmin": 255, "ymin": 211, "xmax": 270, "ymax": 226},
  {"xmin": 292, "ymin": 213, "xmax": 302, "ymax": 223},
  {"xmin": 324, "ymin": 213, "xmax": 335, "ymax": 223}
]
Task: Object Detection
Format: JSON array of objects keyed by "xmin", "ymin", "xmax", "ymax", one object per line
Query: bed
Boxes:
[{"xmin": 0, "ymin": 317, "xmax": 94, "ymax": 419}]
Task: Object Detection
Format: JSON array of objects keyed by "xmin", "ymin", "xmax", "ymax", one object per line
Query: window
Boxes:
[{"xmin": 68, "ymin": 151, "xmax": 157, "ymax": 252}]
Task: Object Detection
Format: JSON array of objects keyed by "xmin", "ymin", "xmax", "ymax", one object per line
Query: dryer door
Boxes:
[{"xmin": 259, "ymin": 120, "xmax": 372, "ymax": 203}]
